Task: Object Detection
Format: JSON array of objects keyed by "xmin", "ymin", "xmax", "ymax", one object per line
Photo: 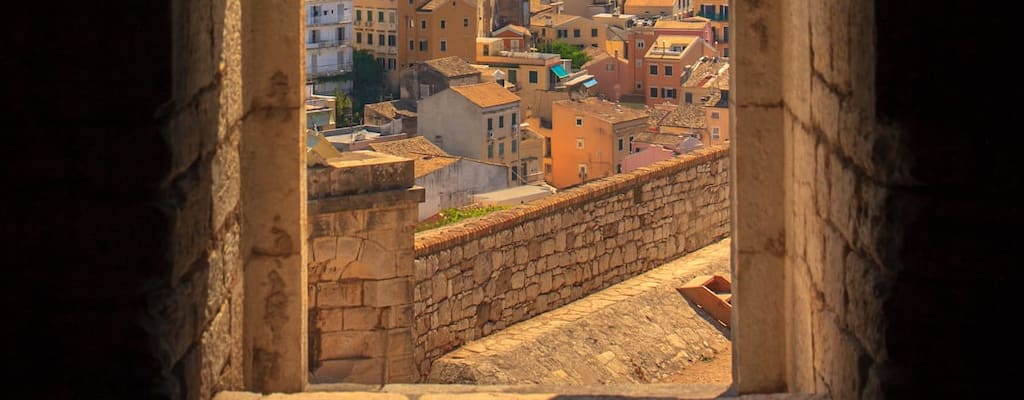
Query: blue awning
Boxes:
[
  {"xmin": 582, "ymin": 78, "xmax": 598, "ymax": 88},
  {"xmin": 551, "ymin": 64, "xmax": 569, "ymax": 79}
]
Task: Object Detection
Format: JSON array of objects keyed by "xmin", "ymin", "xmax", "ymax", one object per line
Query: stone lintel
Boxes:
[{"xmin": 309, "ymin": 187, "xmax": 426, "ymax": 214}]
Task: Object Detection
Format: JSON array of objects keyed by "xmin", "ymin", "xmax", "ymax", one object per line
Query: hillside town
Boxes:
[{"xmin": 304, "ymin": 0, "xmax": 730, "ymax": 222}]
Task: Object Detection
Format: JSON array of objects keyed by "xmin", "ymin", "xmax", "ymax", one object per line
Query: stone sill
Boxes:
[{"xmin": 216, "ymin": 384, "xmax": 825, "ymax": 399}]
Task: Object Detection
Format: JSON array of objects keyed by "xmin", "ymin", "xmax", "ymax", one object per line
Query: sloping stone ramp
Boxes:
[{"xmin": 426, "ymin": 239, "xmax": 733, "ymax": 384}]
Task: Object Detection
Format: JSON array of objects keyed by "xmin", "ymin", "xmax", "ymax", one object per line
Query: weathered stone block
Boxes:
[
  {"xmin": 320, "ymin": 330, "xmax": 386, "ymax": 359},
  {"xmin": 316, "ymin": 308, "xmax": 345, "ymax": 332},
  {"xmin": 311, "ymin": 358, "xmax": 385, "ymax": 384},
  {"xmin": 363, "ymin": 277, "xmax": 412, "ymax": 307},
  {"xmin": 319, "ymin": 281, "xmax": 363, "ymax": 307},
  {"xmin": 343, "ymin": 307, "xmax": 381, "ymax": 330}
]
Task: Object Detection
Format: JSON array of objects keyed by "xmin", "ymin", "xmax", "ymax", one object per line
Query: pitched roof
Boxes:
[
  {"xmin": 653, "ymin": 103, "xmax": 707, "ymax": 129},
  {"xmin": 653, "ymin": 20, "xmax": 708, "ymax": 30},
  {"xmin": 363, "ymin": 100, "xmax": 417, "ymax": 119},
  {"xmin": 366, "ymin": 136, "xmax": 458, "ymax": 178},
  {"xmin": 554, "ymin": 97, "xmax": 649, "ymax": 124},
  {"xmin": 449, "ymin": 83, "xmax": 521, "ymax": 108},
  {"xmin": 624, "ymin": 0, "xmax": 677, "ymax": 7},
  {"xmin": 424, "ymin": 56, "xmax": 481, "ymax": 78},
  {"xmin": 635, "ymin": 132, "xmax": 688, "ymax": 147},
  {"xmin": 681, "ymin": 57, "xmax": 729, "ymax": 88},
  {"xmin": 581, "ymin": 47, "xmax": 612, "ymax": 68},
  {"xmin": 494, "ymin": 24, "xmax": 531, "ymax": 37}
]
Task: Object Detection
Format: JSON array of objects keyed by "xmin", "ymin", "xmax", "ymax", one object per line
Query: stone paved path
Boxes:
[{"xmin": 426, "ymin": 239, "xmax": 733, "ymax": 385}]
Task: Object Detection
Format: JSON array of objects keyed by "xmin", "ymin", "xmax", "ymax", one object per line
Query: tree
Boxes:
[
  {"xmin": 334, "ymin": 89, "xmax": 355, "ymax": 127},
  {"xmin": 538, "ymin": 41, "xmax": 591, "ymax": 69},
  {"xmin": 348, "ymin": 49, "xmax": 384, "ymax": 119}
]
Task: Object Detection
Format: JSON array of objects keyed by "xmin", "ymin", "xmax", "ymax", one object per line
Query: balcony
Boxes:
[
  {"xmin": 307, "ymin": 62, "xmax": 354, "ymax": 79},
  {"xmin": 306, "ymin": 39, "xmax": 350, "ymax": 49},
  {"xmin": 696, "ymin": 11, "xmax": 729, "ymax": 22},
  {"xmin": 308, "ymin": 11, "xmax": 352, "ymax": 26}
]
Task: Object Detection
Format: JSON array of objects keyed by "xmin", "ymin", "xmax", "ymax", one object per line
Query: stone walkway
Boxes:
[{"xmin": 426, "ymin": 238, "xmax": 733, "ymax": 385}]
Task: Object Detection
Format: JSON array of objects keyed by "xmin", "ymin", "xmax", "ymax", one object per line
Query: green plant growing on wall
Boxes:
[
  {"xmin": 334, "ymin": 89, "xmax": 355, "ymax": 127},
  {"xmin": 416, "ymin": 205, "xmax": 510, "ymax": 232}
]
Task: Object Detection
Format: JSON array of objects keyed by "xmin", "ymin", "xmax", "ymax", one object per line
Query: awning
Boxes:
[
  {"xmin": 550, "ymin": 64, "xmax": 569, "ymax": 79},
  {"xmin": 582, "ymin": 78, "xmax": 598, "ymax": 88}
]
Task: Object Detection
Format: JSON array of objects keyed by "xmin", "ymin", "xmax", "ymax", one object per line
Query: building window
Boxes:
[
  {"xmin": 390, "ymin": 11, "xmax": 396, "ymax": 23},
  {"xmin": 666, "ymin": 88, "xmax": 677, "ymax": 99},
  {"xmin": 723, "ymin": 27, "xmax": 730, "ymax": 43},
  {"xmin": 618, "ymin": 137, "xmax": 624, "ymax": 151},
  {"xmin": 712, "ymin": 27, "xmax": 718, "ymax": 43},
  {"xmin": 578, "ymin": 164, "xmax": 588, "ymax": 178},
  {"xmin": 487, "ymin": 118, "xmax": 493, "ymax": 130},
  {"xmin": 441, "ymin": 19, "xmax": 446, "ymax": 29},
  {"xmin": 650, "ymin": 87, "xmax": 658, "ymax": 97},
  {"xmin": 685, "ymin": 92, "xmax": 693, "ymax": 103},
  {"xmin": 545, "ymin": 137, "xmax": 552, "ymax": 157},
  {"xmin": 711, "ymin": 127, "xmax": 721, "ymax": 140},
  {"xmin": 591, "ymin": 28, "xmax": 598, "ymax": 37},
  {"xmin": 629, "ymin": 135, "xmax": 634, "ymax": 152},
  {"xmin": 529, "ymin": 71, "xmax": 538, "ymax": 83},
  {"xmin": 367, "ymin": 34, "xmax": 373, "ymax": 45},
  {"xmin": 378, "ymin": 11, "xmax": 384, "ymax": 22},
  {"xmin": 711, "ymin": 111, "xmax": 720, "ymax": 119},
  {"xmin": 511, "ymin": 112, "xmax": 517, "ymax": 127},
  {"xmin": 637, "ymin": 40, "xmax": 645, "ymax": 48},
  {"xmin": 440, "ymin": 40, "xmax": 447, "ymax": 51},
  {"xmin": 388, "ymin": 35, "xmax": 396, "ymax": 46},
  {"xmin": 575, "ymin": 117, "xmax": 583, "ymax": 127},
  {"xmin": 511, "ymin": 138, "xmax": 518, "ymax": 153},
  {"xmin": 378, "ymin": 34, "xmax": 384, "ymax": 46},
  {"xmin": 557, "ymin": 29, "xmax": 568, "ymax": 38},
  {"xmin": 419, "ymin": 40, "xmax": 428, "ymax": 51},
  {"xmin": 650, "ymin": 65, "xmax": 657, "ymax": 75},
  {"xmin": 356, "ymin": 10, "xmax": 362, "ymax": 21},
  {"xmin": 464, "ymin": 18, "xmax": 469, "ymax": 27},
  {"xmin": 664, "ymin": 65, "xmax": 673, "ymax": 76},
  {"xmin": 356, "ymin": 32, "xmax": 362, "ymax": 44},
  {"xmin": 576, "ymin": 138, "xmax": 585, "ymax": 149},
  {"xmin": 508, "ymin": 69, "xmax": 518, "ymax": 83},
  {"xmin": 499, "ymin": 115, "xmax": 505, "ymax": 128},
  {"xmin": 573, "ymin": 28, "xmax": 580, "ymax": 38},
  {"xmin": 616, "ymin": 164, "xmax": 622, "ymax": 173},
  {"xmin": 488, "ymin": 142, "xmax": 494, "ymax": 158},
  {"xmin": 499, "ymin": 142, "xmax": 505, "ymax": 156},
  {"xmin": 421, "ymin": 20, "xmax": 427, "ymax": 29},
  {"xmin": 409, "ymin": 40, "xmax": 414, "ymax": 50},
  {"xmin": 724, "ymin": 47, "xmax": 730, "ymax": 57},
  {"xmin": 606, "ymin": 63, "xmax": 614, "ymax": 71}
]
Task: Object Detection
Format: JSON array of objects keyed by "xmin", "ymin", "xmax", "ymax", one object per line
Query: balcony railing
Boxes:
[
  {"xmin": 306, "ymin": 39, "xmax": 350, "ymax": 49},
  {"xmin": 307, "ymin": 63, "xmax": 354, "ymax": 79},
  {"xmin": 308, "ymin": 12, "xmax": 353, "ymax": 26},
  {"xmin": 696, "ymin": 11, "xmax": 729, "ymax": 22}
]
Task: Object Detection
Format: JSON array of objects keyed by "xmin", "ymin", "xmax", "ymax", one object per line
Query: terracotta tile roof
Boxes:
[
  {"xmin": 449, "ymin": 82, "xmax": 521, "ymax": 108},
  {"xmin": 659, "ymin": 103, "xmax": 707, "ymax": 129},
  {"xmin": 424, "ymin": 56, "xmax": 481, "ymax": 78},
  {"xmin": 494, "ymin": 24, "xmax": 531, "ymax": 36},
  {"xmin": 363, "ymin": 100, "xmax": 417, "ymax": 119},
  {"xmin": 682, "ymin": 57, "xmax": 729, "ymax": 88},
  {"xmin": 366, "ymin": 136, "xmax": 458, "ymax": 178},
  {"xmin": 418, "ymin": 0, "xmax": 444, "ymax": 11},
  {"xmin": 625, "ymin": 0, "xmax": 677, "ymax": 7},
  {"xmin": 554, "ymin": 97, "xmax": 650, "ymax": 124},
  {"xmin": 582, "ymin": 47, "xmax": 611, "ymax": 68},
  {"xmin": 654, "ymin": 20, "xmax": 708, "ymax": 30},
  {"xmin": 635, "ymin": 132, "xmax": 688, "ymax": 147}
]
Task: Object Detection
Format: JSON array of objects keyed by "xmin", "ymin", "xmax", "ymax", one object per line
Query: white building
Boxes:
[{"xmin": 306, "ymin": 0, "xmax": 355, "ymax": 95}]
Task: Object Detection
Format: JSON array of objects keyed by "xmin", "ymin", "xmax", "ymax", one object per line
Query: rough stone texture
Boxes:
[
  {"xmin": 214, "ymin": 387, "xmax": 826, "ymax": 400},
  {"xmin": 414, "ymin": 146, "xmax": 730, "ymax": 380},
  {"xmin": 427, "ymin": 239, "xmax": 732, "ymax": 385},
  {"xmin": 307, "ymin": 157, "xmax": 423, "ymax": 384}
]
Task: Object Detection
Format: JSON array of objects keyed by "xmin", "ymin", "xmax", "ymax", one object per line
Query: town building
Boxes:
[
  {"xmin": 367, "ymin": 136, "xmax": 510, "ymax": 220},
  {"xmin": 642, "ymin": 35, "xmax": 715, "ymax": 106},
  {"xmin": 548, "ymin": 97, "xmax": 648, "ymax": 188},
  {"xmin": 680, "ymin": 56, "xmax": 729, "ymax": 144},
  {"xmin": 399, "ymin": 56, "xmax": 483, "ymax": 101},
  {"xmin": 306, "ymin": 0, "xmax": 356, "ymax": 95},
  {"xmin": 418, "ymin": 82, "xmax": 532, "ymax": 177},
  {"xmin": 691, "ymin": 0, "xmax": 729, "ymax": 57},
  {"xmin": 530, "ymin": 12, "xmax": 607, "ymax": 50},
  {"xmin": 581, "ymin": 47, "xmax": 631, "ymax": 101},
  {"xmin": 492, "ymin": 0, "xmax": 531, "ymax": 29},
  {"xmin": 399, "ymin": 0, "xmax": 481, "ymax": 91},
  {"xmin": 362, "ymin": 99, "xmax": 418, "ymax": 134},
  {"xmin": 623, "ymin": 0, "xmax": 682, "ymax": 19},
  {"xmin": 491, "ymin": 24, "xmax": 533, "ymax": 53}
]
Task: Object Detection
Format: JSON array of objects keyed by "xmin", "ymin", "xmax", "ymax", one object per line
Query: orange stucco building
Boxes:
[{"xmin": 548, "ymin": 97, "xmax": 649, "ymax": 188}]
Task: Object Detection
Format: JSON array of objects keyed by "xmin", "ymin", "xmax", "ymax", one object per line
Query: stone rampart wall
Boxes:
[{"xmin": 412, "ymin": 145, "xmax": 731, "ymax": 377}]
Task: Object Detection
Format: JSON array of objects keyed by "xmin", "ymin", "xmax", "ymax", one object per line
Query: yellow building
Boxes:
[
  {"xmin": 692, "ymin": 0, "xmax": 730, "ymax": 57},
  {"xmin": 529, "ymin": 12, "xmax": 607, "ymax": 50},
  {"xmin": 548, "ymin": 97, "xmax": 649, "ymax": 188},
  {"xmin": 475, "ymin": 37, "xmax": 567, "ymax": 119},
  {"xmin": 352, "ymin": 0, "xmax": 400, "ymax": 88},
  {"xmin": 401, "ymin": 0, "xmax": 479, "ymax": 71},
  {"xmin": 623, "ymin": 0, "xmax": 681, "ymax": 18}
]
